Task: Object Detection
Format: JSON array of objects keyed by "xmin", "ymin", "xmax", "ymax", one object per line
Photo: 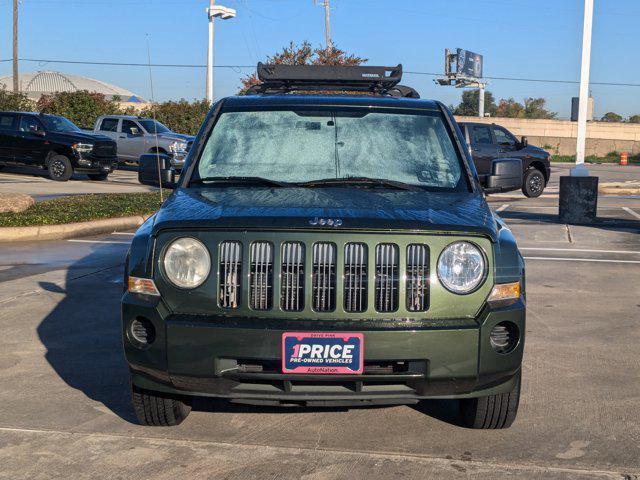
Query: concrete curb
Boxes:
[{"xmin": 0, "ymin": 215, "xmax": 150, "ymax": 243}]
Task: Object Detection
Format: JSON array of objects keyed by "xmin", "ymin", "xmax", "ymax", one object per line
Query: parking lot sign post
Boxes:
[{"xmin": 559, "ymin": 0, "xmax": 598, "ymax": 223}]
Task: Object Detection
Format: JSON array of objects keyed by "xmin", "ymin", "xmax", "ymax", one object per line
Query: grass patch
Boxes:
[
  {"xmin": 0, "ymin": 192, "xmax": 163, "ymax": 227},
  {"xmin": 551, "ymin": 154, "xmax": 640, "ymax": 164}
]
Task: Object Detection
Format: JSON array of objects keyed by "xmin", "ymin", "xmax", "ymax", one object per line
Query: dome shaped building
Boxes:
[{"xmin": 0, "ymin": 71, "xmax": 145, "ymax": 105}]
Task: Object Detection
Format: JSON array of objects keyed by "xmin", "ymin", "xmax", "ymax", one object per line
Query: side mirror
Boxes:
[
  {"xmin": 129, "ymin": 127, "xmax": 140, "ymax": 136},
  {"xmin": 138, "ymin": 153, "xmax": 178, "ymax": 188},
  {"xmin": 482, "ymin": 158, "xmax": 522, "ymax": 194},
  {"xmin": 520, "ymin": 136, "xmax": 528, "ymax": 148},
  {"xmin": 34, "ymin": 129, "xmax": 46, "ymax": 137}
]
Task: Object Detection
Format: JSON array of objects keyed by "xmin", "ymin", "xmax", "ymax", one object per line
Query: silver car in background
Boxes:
[{"xmin": 93, "ymin": 115, "xmax": 194, "ymax": 165}]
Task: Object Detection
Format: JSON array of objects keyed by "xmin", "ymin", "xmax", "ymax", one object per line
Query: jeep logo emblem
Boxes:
[{"xmin": 309, "ymin": 217, "xmax": 343, "ymax": 227}]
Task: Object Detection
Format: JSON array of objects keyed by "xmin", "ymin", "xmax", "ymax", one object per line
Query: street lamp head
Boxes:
[{"xmin": 207, "ymin": 5, "xmax": 236, "ymax": 20}]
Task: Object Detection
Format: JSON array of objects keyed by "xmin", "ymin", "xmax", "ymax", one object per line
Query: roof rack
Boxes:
[{"xmin": 246, "ymin": 62, "xmax": 420, "ymax": 98}]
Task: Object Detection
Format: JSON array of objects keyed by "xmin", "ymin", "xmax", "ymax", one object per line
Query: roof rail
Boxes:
[{"xmin": 246, "ymin": 62, "xmax": 420, "ymax": 98}]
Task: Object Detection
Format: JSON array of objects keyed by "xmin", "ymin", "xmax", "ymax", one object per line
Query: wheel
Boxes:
[
  {"xmin": 522, "ymin": 167, "xmax": 545, "ymax": 198},
  {"xmin": 87, "ymin": 172, "xmax": 109, "ymax": 181},
  {"xmin": 459, "ymin": 371, "xmax": 521, "ymax": 429},
  {"xmin": 131, "ymin": 382, "xmax": 191, "ymax": 426},
  {"xmin": 48, "ymin": 155, "xmax": 73, "ymax": 182}
]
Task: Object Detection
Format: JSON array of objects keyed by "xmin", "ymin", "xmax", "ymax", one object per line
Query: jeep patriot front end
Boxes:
[{"xmin": 123, "ymin": 64, "xmax": 525, "ymax": 429}]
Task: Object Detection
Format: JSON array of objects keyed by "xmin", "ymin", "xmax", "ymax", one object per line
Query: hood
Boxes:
[
  {"xmin": 527, "ymin": 144, "xmax": 549, "ymax": 157},
  {"xmin": 159, "ymin": 133, "xmax": 195, "ymax": 143},
  {"xmin": 52, "ymin": 130, "xmax": 114, "ymax": 144},
  {"xmin": 151, "ymin": 187, "xmax": 498, "ymax": 241}
]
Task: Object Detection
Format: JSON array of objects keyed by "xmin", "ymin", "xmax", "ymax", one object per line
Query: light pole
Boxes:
[
  {"xmin": 573, "ymin": 0, "xmax": 594, "ymax": 176},
  {"xmin": 558, "ymin": 0, "xmax": 597, "ymax": 224},
  {"xmin": 206, "ymin": 1, "xmax": 236, "ymax": 104}
]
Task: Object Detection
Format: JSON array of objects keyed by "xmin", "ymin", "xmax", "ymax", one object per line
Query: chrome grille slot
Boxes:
[
  {"xmin": 344, "ymin": 243, "xmax": 367, "ymax": 312},
  {"xmin": 312, "ymin": 242, "xmax": 336, "ymax": 312},
  {"xmin": 219, "ymin": 241, "xmax": 242, "ymax": 309},
  {"xmin": 375, "ymin": 244, "xmax": 399, "ymax": 312},
  {"xmin": 406, "ymin": 244, "xmax": 429, "ymax": 312},
  {"xmin": 250, "ymin": 242, "xmax": 273, "ymax": 310},
  {"xmin": 281, "ymin": 242, "xmax": 305, "ymax": 311}
]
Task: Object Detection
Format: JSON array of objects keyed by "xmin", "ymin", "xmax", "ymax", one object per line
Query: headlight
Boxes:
[
  {"xmin": 163, "ymin": 237, "xmax": 211, "ymax": 289},
  {"xmin": 437, "ymin": 241, "xmax": 486, "ymax": 294},
  {"xmin": 72, "ymin": 143, "xmax": 94, "ymax": 154},
  {"xmin": 169, "ymin": 141, "xmax": 188, "ymax": 154}
]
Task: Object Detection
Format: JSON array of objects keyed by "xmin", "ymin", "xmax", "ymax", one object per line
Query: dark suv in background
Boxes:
[
  {"xmin": 459, "ymin": 122, "xmax": 551, "ymax": 197},
  {"xmin": 0, "ymin": 112, "xmax": 118, "ymax": 181}
]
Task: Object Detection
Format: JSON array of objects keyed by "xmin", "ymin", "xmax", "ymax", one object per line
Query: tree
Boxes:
[
  {"xmin": 36, "ymin": 91, "xmax": 125, "ymax": 129},
  {"xmin": 494, "ymin": 97, "xmax": 556, "ymax": 119},
  {"xmin": 0, "ymin": 86, "xmax": 33, "ymax": 111},
  {"xmin": 453, "ymin": 90, "xmax": 497, "ymax": 117},
  {"xmin": 139, "ymin": 99, "xmax": 210, "ymax": 136},
  {"xmin": 523, "ymin": 97, "xmax": 556, "ymax": 119},
  {"xmin": 239, "ymin": 41, "xmax": 367, "ymax": 94},
  {"xmin": 601, "ymin": 112, "xmax": 623, "ymax": 123},
  {"xmin": 628, "ymin": 114, "xmax": 640, "ymax": 124},
  {"xmin": 495, "ymin": 98, "xmax": 525, "ymax": 118}
]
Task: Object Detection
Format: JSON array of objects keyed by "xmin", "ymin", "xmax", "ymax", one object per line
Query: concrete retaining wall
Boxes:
[{"xmin": 454, "ymin": 116, "xmax": 640, "ymax": 156}]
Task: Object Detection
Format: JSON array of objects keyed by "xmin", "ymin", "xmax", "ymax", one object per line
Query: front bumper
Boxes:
[
  {"xmin": 72, "ymin": 153, "xmax": 118, "ymax": 174},
  {"xmin": 123, "ymin": 296, "xmax": 525, "ymax": 404}
]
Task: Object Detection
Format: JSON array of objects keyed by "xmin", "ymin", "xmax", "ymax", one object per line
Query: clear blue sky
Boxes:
[{"xmin": 1, "ymin": 0, "xmax": 639, "ymax": 119}]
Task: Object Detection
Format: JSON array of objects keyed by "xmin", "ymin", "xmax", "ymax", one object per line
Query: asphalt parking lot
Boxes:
[{"xmin": 0, "ymin": 166, "xmax": 639, "ymax": 479}]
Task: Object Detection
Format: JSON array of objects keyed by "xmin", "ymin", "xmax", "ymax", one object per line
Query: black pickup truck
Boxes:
[
  {"xmin": 459, "ymin": 122, "xmax": 551, "ymax": 197},
  {"xmin": 0, "ymin": 111, "xmax": 118, "ymax": 181}
]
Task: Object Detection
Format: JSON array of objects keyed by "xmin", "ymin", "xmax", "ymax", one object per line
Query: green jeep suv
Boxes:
[{"xmin": 125, "ymin": 64, "xmax": 526, "ymax": 429}]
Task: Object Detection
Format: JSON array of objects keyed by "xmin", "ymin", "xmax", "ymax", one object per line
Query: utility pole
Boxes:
[
  {"xmin": 324, "ymin": 0, "xmax": 331, "ymax": 53},
  {"xmin": 13, "ymin": 0, "xmax": 19, "ymax": 92},
  {"xmin": 205, "ymin": 1, "xmax": 236, "ymax": 104},
  {"xmin": 478, "ymin": 85, "xmax": 485, "ymax": 118}
]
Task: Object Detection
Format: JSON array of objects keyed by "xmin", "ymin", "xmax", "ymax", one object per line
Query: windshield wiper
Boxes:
[
  {"xmin": 190, "ymin": 176, "xmax": 292, "ymax": 188},
  {"xmin": 299, "ymin": 176, "xmax": 422, "ymax": 191}
]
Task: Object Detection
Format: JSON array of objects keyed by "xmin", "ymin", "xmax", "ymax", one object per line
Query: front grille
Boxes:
[
  {"xmin": 344, "ymin": 243, "xmax": 367, "ymax": 312},
  {"xmin": 250, "ymin": 242, "xmax": 273, "ymax": 310},
  {"xmin": 406, "ymin": 244, "xmax": 430, "ymax": 312},
  {"xmin": 219, "ymin": 241, "xmax": 242, "ymax": 309},
  {"xmin": 179, "ymin": 238, "xmax": 435, "ymax": 314},
  {"xmin": 375, "ymin": 244, "xmax": 399, "ymax": 312},
  {"xmin": 281, "ymin": 242, "xmax": 305, "ymax": 311},
  {"xmin": 312, "ymin": 242, "xmax": 336, "ymax": 312},
  {"xmin": 92, "ymin": 143, "xmax": 116, "ymax": 157}
]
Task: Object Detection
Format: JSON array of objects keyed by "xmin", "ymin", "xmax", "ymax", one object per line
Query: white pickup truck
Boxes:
[{"xmin": 93, "ymin": 115, "xmax": 194, "ymax": 165}]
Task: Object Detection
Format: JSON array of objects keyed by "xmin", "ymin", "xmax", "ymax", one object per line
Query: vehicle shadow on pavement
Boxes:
[
  {"xmin": 35, "ymin": 247, "xmax": 137, "ymax": 423},
  {"xmin": 498, "ymin": 210, "xmax": 640, "ymax": 233}
]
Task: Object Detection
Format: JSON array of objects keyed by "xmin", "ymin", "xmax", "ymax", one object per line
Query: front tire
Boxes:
[
  {"xmin": 522, "ymin": 167, "xmax": 545, "ymax": 198},
  {"xmin": 459, "ymin": 371, "xmax": 521, "ymax": 429},
  {"xmin": 48, "ymin": 155, "xmax": 73, "ymax": 182},
  {"xmin": 87, "ymin": 172, "xmax": 109, "ymax": 181},
  {"xmin": 131, "ymin": 383, "xmax": 191, "ymax": 426}
]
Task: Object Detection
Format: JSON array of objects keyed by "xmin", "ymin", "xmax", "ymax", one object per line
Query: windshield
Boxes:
[
  {"xmin": 40, "ymin": 115, "xmax": 81, "ymax": 133},
  {"xmin": 196, "ymin": 108, "xmax": 466, "ymax": 190},
  {"xmin": 139, "ymin": 119, "xmax": 171, "ymax": 134}
]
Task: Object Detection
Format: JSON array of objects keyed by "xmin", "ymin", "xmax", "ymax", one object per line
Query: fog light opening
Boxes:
[
  {"xmin": 490, "ymin": 322, "xmax": 519, "ymax": 354},
  {"xmin": 130, "ymin": 317, "xmax": 156, "ymax": 347}
]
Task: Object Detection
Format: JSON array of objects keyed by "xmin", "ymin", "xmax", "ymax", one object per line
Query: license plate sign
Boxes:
[{"xmin": 282, "ymin": 332, "xmax": 364, "ymax": 374}]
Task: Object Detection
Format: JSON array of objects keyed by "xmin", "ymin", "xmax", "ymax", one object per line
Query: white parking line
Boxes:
[
  {"xmin": 495, "ymin": 204, "xmax": 510, "ymax": 212},
  {"xmin": 524, "ymin": 256, "xmax": 640, "ymax": 264},
  {"xmin": 111, "ymin": 232, "xmax": 136, "ymax": 236},
  {"xmin": 622, "ymin": 207, "xmax": 640, "ymax": 220},
  {"xmin": 520, "ymin": 247, "xmax": 640, "ymax": 255},
  {"xmin": 67, "ymin": 239, "xmax": 131, "ymax": 245}
]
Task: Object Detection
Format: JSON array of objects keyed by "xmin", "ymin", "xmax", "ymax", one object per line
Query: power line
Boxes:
[{"xmin": 3, "ymin": 58, "xmax": 640, "ymax": 88}]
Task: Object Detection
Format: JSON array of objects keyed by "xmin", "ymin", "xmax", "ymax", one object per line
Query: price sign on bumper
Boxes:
[{"xmin": 282, "ymin": 332, "xmax": 364, "ymax": 374}]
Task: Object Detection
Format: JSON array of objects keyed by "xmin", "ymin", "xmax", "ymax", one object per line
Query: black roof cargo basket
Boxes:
[{"xmin": 246, "ymin": 62, "xmax": 420, "ymax": 98}]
